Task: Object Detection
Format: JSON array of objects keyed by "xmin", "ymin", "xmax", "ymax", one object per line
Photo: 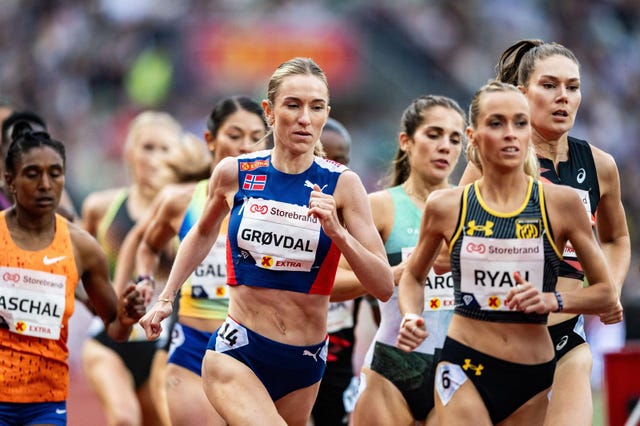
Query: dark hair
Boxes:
[
  {"xmin": 496, "ymin": 39, "xmax": 579, "ymax": 87},
  {"xmin": 2, "ymin": 110, "xmax": 47, "ymax": 147},
  {"xmin": 5, "ymin": 122, "xmax": 65, "ymax": 175},
  {"xmin": 206, "ymin": 95, "xmax": 267, "ymax": 136},
  {"xmin": 386, "ymin": 95, "xmax": 467, "ymax": 187},
  {"xmin": 323, "ymin": 117, "xmax": 352, "ymax": 146}
]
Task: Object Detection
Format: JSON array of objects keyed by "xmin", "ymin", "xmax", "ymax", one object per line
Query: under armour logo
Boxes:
[
  {"xmin": 466, "ymin": 220, "xmax": 493, "ymax": 236},
  {"xmin": 576, "ymin": 168, "xmax": 586, "ymax": 184},
  {"xmin": 462, "ymin": 358, "xmax": 484, "ymax": 376},
  {"xmin": 303, "ymin": 347, "xmax": 322, "ymax": 362},
  {"xmin": 304, "ymin": 180, "xmax": 328, "ymax": 192}
]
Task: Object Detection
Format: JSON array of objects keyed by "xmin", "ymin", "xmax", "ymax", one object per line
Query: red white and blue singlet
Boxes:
[{"xmin": 227, "ymin": 150, "xmax": 347, "ymax": 295}]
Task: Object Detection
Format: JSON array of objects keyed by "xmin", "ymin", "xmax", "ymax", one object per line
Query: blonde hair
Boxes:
[
  {"xmin": 466, "ymin": 80, "xmax": 539, "ymax": 179},
  {"xmin": 151, "ymin": 132, "xmax": 212, "ymax": 190},
  {"xmin": 264, "ymin": 58, "xmax": 330, "ymax": 157},
  {"xmin": 124, "ymin": 110, "xmax": 182, "ymax": 152}
]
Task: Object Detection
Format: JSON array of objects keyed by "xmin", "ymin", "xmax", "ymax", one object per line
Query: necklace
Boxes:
[{"xmin": 402, "ymin": 183, "xmax": 428, "ymax": 203}]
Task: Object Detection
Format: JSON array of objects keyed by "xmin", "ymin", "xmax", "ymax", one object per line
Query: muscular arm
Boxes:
[
  {"xmin": 139, "ymin": 159, "xmax": 234, "ymax": 340},
  {"xmin": 71, "ymin": 225, "xmax": 142, "ymax": 342},
  {"xmin": 397, "ymin": 188, "xmax": 459, "ymax": 351},
  {"xmin": 330, "ymin": 190, "xmax": 392, "ymax": 302},
  {"xmin": 546, "ymin": 184, "xmax": 617, "ymax": 314},
  {"xmin": 329, "ymin": 172, "xmax": 393, "ymax": 302},
  {"xmin": 593, "ymin": 149, "xmax": 630, "ymax": 296},
  {"xmin": 398, "ymin": 189, "xmax": 458, "ymax": 317}
]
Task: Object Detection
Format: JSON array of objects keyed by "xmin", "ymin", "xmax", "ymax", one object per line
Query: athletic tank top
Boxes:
[
  {"xmin": 0, "ymin": 212, "xmax": 78, "ymax": 402},
  {"xmin": 450, "ymin": 179, "xmax": 562, "ymax": 324},
  {"xmin": 177, "ymin": 180, "xmax": 229, "ymax": 320},
  {"xmin": 227, "ymin": 150, "xmax": 345, "ymax": 295},
  {"xmin": 538, "ymin": 136, "xmax": 599, "ymax": 279},
  {"xmin": 364, "ymin": 186, "xmax": 454, "ymax": 367}
]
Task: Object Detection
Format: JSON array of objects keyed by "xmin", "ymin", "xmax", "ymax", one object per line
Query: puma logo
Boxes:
[
  {"xmin": 43, "ymin": 255, "xmax": 66, "ymax": 265},
  {"xmin": 303, "ymin": 347, "xmax": 322, "ymax": 362},
  {"xmin": 304, "ymin": 180, "xmax": 328, "ymax": 192}
]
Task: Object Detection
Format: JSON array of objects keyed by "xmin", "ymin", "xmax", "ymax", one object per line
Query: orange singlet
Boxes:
[{"xmin": 0, "ymin": 212, "xmax": 78, "ymax": 402}]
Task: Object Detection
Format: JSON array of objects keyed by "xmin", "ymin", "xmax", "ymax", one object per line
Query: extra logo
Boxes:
[
  {"xmin": 240, "ymin": 159, "xmax": 269, "ymax": 172},
  {"xmin": 15, "ymin": 321, "xmax": 27, "ymax": 333},
  {"xmin": 466, "ymin": 220, "xmax": 493, "ymax": 236},
  {"xmin": 261, "ymin": 256, "xmax": 274, "ymax": 268},
  {"xmin": 43, "ymin": 255, "xmax": 66, "ymax": 265},
  {"xmin": 488, "ymin": 296, "xmax": 501, "ymax": 309},
  {"xmin": 462, "ymin": 358, "xmax": 484, "ymax": 376},
  {"xmin": 243, "ymin": 174, "xmax": 267, "ymax": 191},
  {"xmin": 576, "ymin": 168, "xmax": 586, "ymax": 184},
  {"xmin": 515, "ymin": 218, "xmax": 541, "ymax": 239}
]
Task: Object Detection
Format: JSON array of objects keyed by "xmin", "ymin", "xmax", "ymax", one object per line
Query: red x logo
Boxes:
[
  {"xmin": 430, "ymin": 298, "xmax": 440, "ymax": 309},
  {"xmin": 488, "ymin": 296, "xmax": 500, "ymax": 308},
  {"xmin": 16, "ymin": 321, "xmax": 26, "ymax": 332},
  {"xmin": 261, "ymin": 256, "xmax": 273, "ymax": 268}
]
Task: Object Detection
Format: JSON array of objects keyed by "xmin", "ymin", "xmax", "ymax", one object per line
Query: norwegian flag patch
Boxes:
[{"xmin": 243, "ymin": 174, "xmax": 267, "ymax": 191}]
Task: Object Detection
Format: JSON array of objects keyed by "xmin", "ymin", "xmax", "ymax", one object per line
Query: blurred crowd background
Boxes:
[{"xmin": 1, "ymin": 0, "xmax": 638, "ymax": 386}]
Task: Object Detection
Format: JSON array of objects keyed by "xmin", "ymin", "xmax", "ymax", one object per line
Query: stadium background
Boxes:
[{"xmin": 1, "ymin": 1, "xmax": 638, "ymax": 424}]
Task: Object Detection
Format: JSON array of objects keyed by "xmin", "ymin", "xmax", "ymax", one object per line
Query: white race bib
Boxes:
[
  {"xmin": 0, "ymin": 267, "xmax": 66, "ymax": 339},
  {"xmin": 237, "ymin": 198, "xmax": 321, "ymax": 272},
  {"xmin": 459, "ymin": 236, "xmax": 544, "ymax": 311}
]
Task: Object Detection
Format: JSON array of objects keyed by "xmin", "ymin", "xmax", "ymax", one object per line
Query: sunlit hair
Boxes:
[
  {"xmin": 384, "ymin": 95, "xmax": 467, "ymax": 188},
  {"xmin": 123, "ymin": 110, "xmax": 182, "ymax": 152},
  {"xmin": 163, "ymin": 132, "xmax": 212, "ymax": 184},
  {"xmin": 265, "ymin": 57, "xmax": 329, "ymax": 157},
  {"xmin": 496, "ymin": 39, "xmax": 579, "ymax": 87},
  {"xmin": 466, "ymin": 80, "xmax": 539, "ymax": 179}
]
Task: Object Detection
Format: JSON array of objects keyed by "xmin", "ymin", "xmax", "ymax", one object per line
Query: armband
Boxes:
[
  {"xmin": 401, "ymin": 312, "xmax": 421, "ymax": 326},
  {"xmin": 134, "ymin": 274, "xmax": 155, "ymax": 288},
  {"xmin": 553, "ymin": 291, "xmax": 564, "ymax": 313}
]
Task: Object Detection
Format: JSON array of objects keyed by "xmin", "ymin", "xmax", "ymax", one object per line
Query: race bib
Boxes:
[
  {"xmin": 190, "ymin": 235, "xmax": 229, "ymax": 300},
  {"xmin": 459, "ymin": 236, "xmax": 544, "ymax": 311},
  {"xmin": 237, "ymin": 198, "xmax": 321, "ymax": 272},
  {"xmin": 0, "ymin": 266, "xmax": 66, "ymax": 339},
  {"xmin": 401, "ymin": 247, "xmax": 455, "ymax": 311}
]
